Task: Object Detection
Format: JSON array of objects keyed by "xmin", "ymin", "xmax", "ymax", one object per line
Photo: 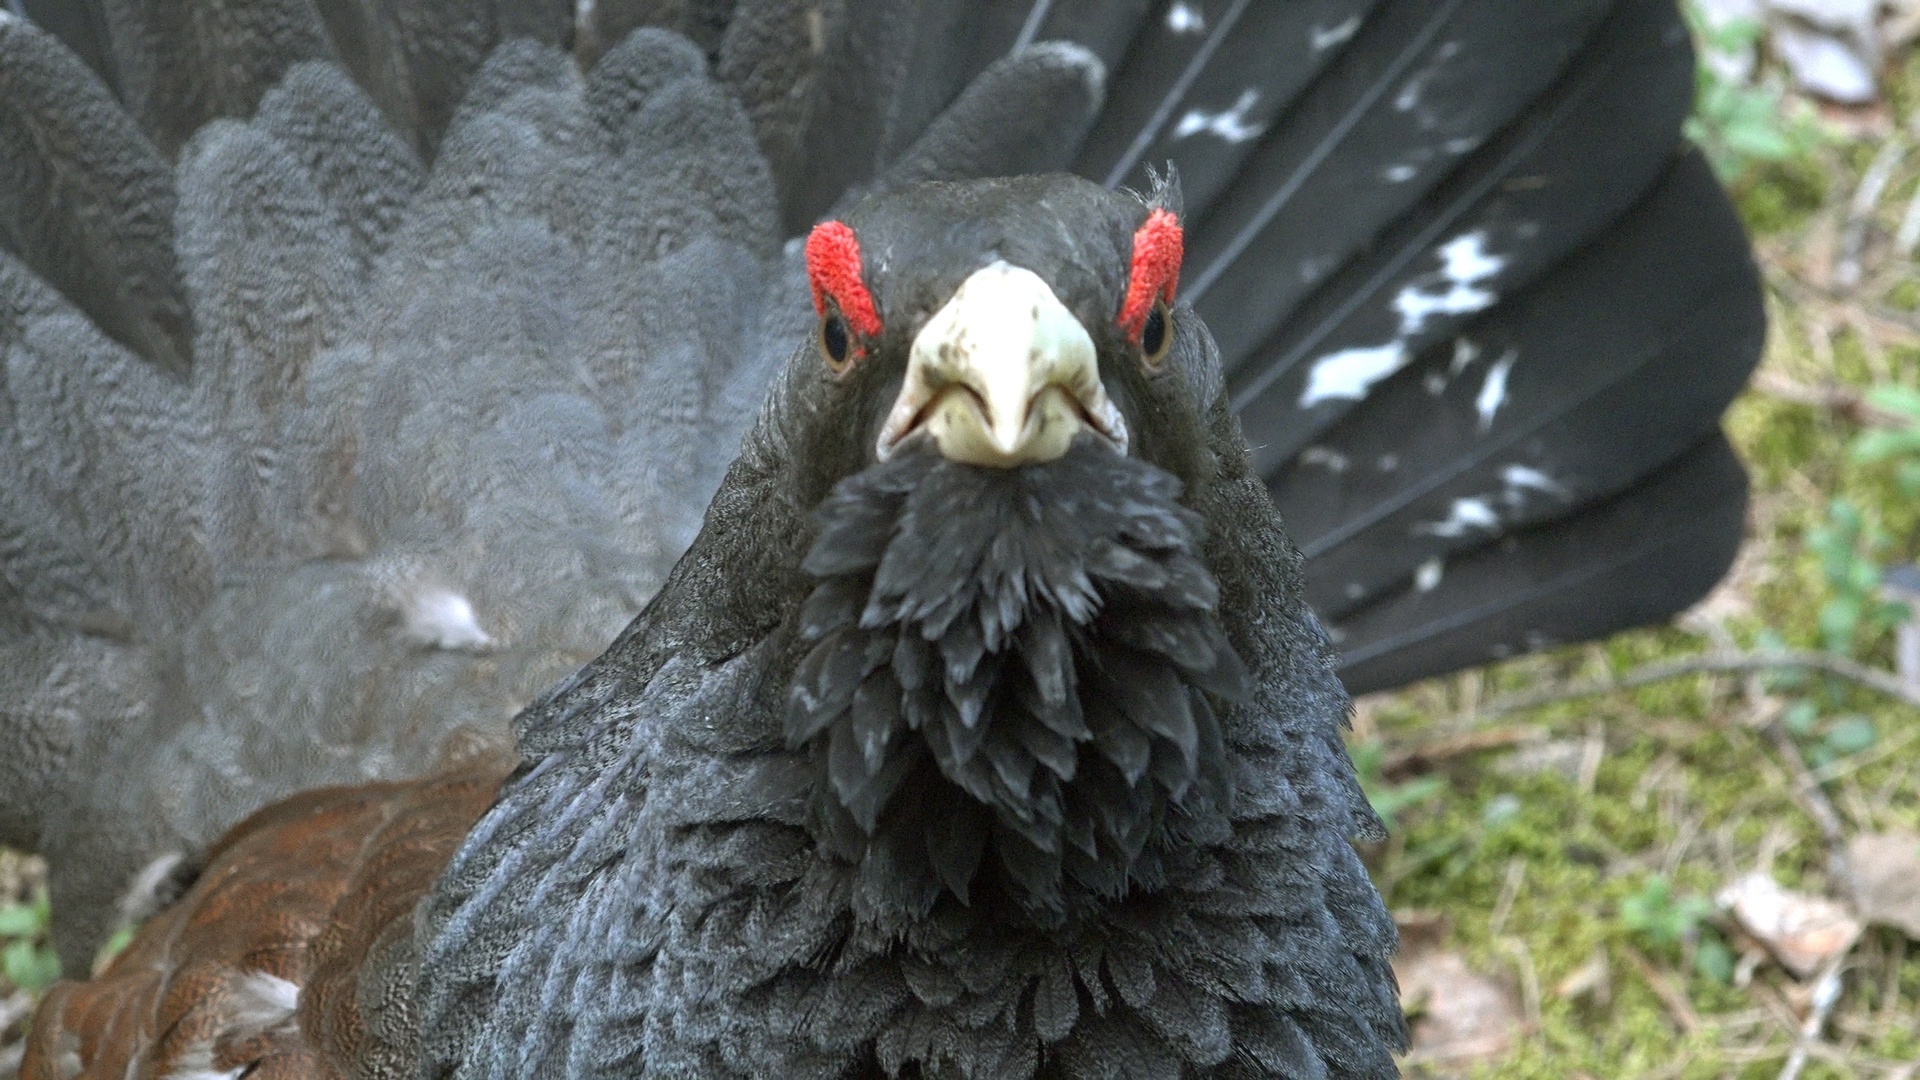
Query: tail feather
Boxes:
[
  {"xmin": 15, "ymin": 0, "xmax": 119, "ymax": 96},
  {"xmin": 1281, "ymin": 148, "xmax": 1763, "ymax": 620},
  {"xmin": 1181, "ymin": 0, "xmax": 1612, "ymax": 365},
  {"xmin": 861, "ymin": 41, "xmax": 1109, "ymax": 203},
  {"xmin": 1077, "ymin": 0, "xmax": 1380, "ymax": 215},
  {"xmin": 95, "ymin": 0, "xmax": 336, "ymax": 157},
  {"xmin": 0, "ymin": 251, "xmax": 210, "ymax": 637},
  {"xmin": 308, "ymin": 0, "xmax": 572, "ymax": 158},
  {"xmin": 253, "ymin": 63, "xmax": 425, "ymax": 269},
  {"xmin": 1231, "ymin": 0, "xmax": 1697, "ymax": 474},
  {"xmin": 0, "ymin": 13, "xmax": 193, "ymax": 374},
  {"xmin": 1332, "ymin": 431, "xmax": 1750, "ymax": 695}
]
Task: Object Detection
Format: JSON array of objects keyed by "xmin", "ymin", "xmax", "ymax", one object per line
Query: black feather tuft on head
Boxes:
[{"xmin": 787, "ymin": 437, "xmax": 1247, "ymax": 924}]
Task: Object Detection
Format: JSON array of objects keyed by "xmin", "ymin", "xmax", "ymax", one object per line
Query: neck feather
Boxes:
[{"xmin": 785, "ymin": 440, "xmax": 1248, "ymax": 925}]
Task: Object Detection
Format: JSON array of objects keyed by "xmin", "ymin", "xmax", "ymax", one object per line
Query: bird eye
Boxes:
[
  {"xmin": 1140, "ymin": 301, "xmax": 1173, "ymax": 368},
  {"xmin": 818, "ymin": 310, "xmax": 853, "ymax": 373}
]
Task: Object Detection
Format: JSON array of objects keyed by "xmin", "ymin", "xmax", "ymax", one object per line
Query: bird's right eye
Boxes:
[
  {"xmin": 805, "ymin": 220, "xmax": 883, "ymax": 374},
  {"xmin": 818, "ymin": 310, "xmax": 853, "ymax": 373}
]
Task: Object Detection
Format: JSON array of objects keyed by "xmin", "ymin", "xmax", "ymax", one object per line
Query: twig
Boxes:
[
  {"xmin": 1380, "ymin": 725, "xmax": 1544, "ymax": 780},
  {"xmin": 1626, "ymin": 946, "xmax": 1703, "ymax": 1036},
  {"xmin": 1835, "ymin": 138, "xmax": 1904, "ymax": 290},
  {"xmin": 1488, "ymin": 857, "xmax": 1526, "ymax": 939},
  {"xmin": 1762, "ymin": 716, "xmax": 1861, "ymax": 906},
  {"xmin": 1777, "ymin": 961, "xmax": 1845, "ymax": 1080},
  {"xmin": 1750, "ymin": 370, "xmax": 1912, "ymax": 428},
  {"xmin": 1767, "ymin": 268, "xmax": 1920, "ymax": 338},
  {"xmin": 1497, "ymin": 935, "xmax": 1544, "ymax": 1038},
  {"xmin": 1467, "ymin": 651, "xmax": 1920, "ymax": 720}
]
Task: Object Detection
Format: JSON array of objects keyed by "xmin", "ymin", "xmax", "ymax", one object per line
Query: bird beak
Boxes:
[{"xmin": 877, "ymin": 261, "xmax": 1128, "ymax": 467}]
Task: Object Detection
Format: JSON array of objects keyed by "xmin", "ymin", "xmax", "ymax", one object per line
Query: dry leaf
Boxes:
[
  {"xmin": 1554, "ymin": 948, "xmax": 1612, "ymax": 1006},
  {"xmin": 1717, "ymin": 871, "xmax": 1862, "ymax": 978},
  {"xmin": 1847, "ymin": 831, "xmax": 1920, "ymax": 939},
  {"xmin": 1393, "ymin": 917, "xmax": 1523, "ymax": 1070}
]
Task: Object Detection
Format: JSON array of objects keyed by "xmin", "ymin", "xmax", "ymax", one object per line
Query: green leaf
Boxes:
[
  {"xmin": 1823, "ymin": 716, "xmax": 1877, "ymax": 757},
  {"xmin": 1819, "ymin": 595, "xmax": 1862, "ymax": 653},
  {"xmin": 1784, "ymin": 699, "xmax": 1820, "ymax": 736},
  {"xmin": 1695, "ymin": 933, "xmax": 1735, "ymax": 984},
  {"xmin": 1897, "ymin": 460, "xmax": 1920, "ymax": 497},
  {"xmin": 1369, "ymin": 776, "xmax": 1447, "ymax": 829},
  {"xmin": 1864, "ymin": 384, "xmax": 1920, "ymax": 420},
  {"xmin": 3, "ymin": 937, "xmax": 60, "ymax": 992},
  {"xmin": 0, "ymin": 902, "xmax": 45, "ymax": 938}
]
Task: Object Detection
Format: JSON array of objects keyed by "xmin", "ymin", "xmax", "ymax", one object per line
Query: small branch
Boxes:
[
  {"xmin": 1626, "ymin": 946, "xmax": 1702, "ymax": 1036},
  {"xmin": 1762, "ymin": 716, "xmax": 1861, "ymax": 907},
  {"xmin": 1469, "ymin": 651, "xmax": 1920, "ymax": 721},
  {"xmin": 1380, "ymin": 726, "xmax": 1544, "ymax": 780},
  {"xmin": 1835, "ymin": 138, "xmax": 1905, "ymax": 290},
  {"xmin": 1750, "ymin": 371, "xmax": 1912, "ymax": 429},
  {"xmin": 1777, "ymin": 961, "xmax": 1845, "ymax": 1080}
]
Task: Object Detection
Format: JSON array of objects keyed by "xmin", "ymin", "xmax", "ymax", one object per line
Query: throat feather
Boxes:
[{"xmin": 786, "ymin": 441, "xmax": 1246, "ymax": 924}]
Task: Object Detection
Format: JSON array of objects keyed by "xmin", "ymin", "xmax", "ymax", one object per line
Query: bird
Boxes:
[{"xmin": 0, "ymin": 0, "xmax": 1761, "ymax": 1075}]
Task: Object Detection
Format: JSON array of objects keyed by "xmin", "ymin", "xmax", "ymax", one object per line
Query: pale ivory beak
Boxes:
[{"xmin": 876, "ymin": 261, "xmax": 1128, "ymax": 467}]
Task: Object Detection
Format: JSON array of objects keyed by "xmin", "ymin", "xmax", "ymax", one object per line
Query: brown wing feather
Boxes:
[{"xmin": 21, "ymin": 765, "xmax": 510, "ymax": 1079}]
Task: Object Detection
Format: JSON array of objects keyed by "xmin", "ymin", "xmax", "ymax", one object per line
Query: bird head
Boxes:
[{"xmin": 777, "ymin": 174, "xmax": 1269, "ymax": 924}]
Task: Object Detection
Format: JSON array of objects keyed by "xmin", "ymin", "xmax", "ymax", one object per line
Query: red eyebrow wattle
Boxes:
[
  {"xmin": 1117, "ymin": 208, "xmax": 1183, "ymax": 343},
  {"xmin": 804, "ymin": 221, "xmax": 884, "ymax": 340}
]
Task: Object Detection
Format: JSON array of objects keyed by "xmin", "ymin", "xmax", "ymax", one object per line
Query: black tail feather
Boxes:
[
  {"xmin": 1180, "ymin": 0, "xmax": 1613, "ymax": 364},
  {"xmin": 1280, "ymin": 148, "xmax": 1763, "ymax": 621},
  {"xmin": 1081, "ymin": 1, "xmax": 1384, "ymax": 217},
  {"xmin": 1332, "ymin": 431, "xmax": 1750, "ymax": 695},
  {"xmin": 1230, "ymin": 0, "xmax": 1697, "ymax": 474}
]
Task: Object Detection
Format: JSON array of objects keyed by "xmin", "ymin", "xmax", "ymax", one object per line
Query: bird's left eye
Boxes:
[
  {"xmin": 1140, "ymin": 301, "xmax": 1173, "ymax": 368},
  {"xmin": 818, "ymin": 310, "xmax": 853, "ymax": 373}
]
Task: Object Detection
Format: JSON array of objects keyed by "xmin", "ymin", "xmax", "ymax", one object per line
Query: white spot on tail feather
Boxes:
[
  {"xmin": 1299, "ymin": 342, "xmax": 1408, "ymax": 407},
  {"xmin": 1312, "ymin": 15, "xmax": 1361, "ymax": 51},
  {"xmin": 1394, "ymin": 232, "xmax": 1504, "ymax": 335},
  {"xmin": 1383, "ymin": 164, "xmax": 1418, "ymax": 182},
  {"xmin": 1299, "ymin": 445, "xmax": 1349, "ymax": 473},
  {"xmin": 1167, "ymin": 1, "xmax": 1204, "ymax": 33},
  {"xmin": 1500, "ymin": 464, "xmax": 1567, "ymax": 499},
  {"xmin": 1415, "ymin": 497, "xmax": 1499, "ymax": 538},
  {"xmin": 1173, "ymin": 88, "xmax": 1264, "ymax": 142},
  {"xmin": 1415, "ymin": 557, "xmax": 1444, "ymax": 592},
  {"xmin": 1450, "ymin": 336, "xmax": 1480, "ymax": 375},
  {"xmin": 1474, "ymin": 349, "xmax": 1517, "ymax": 430},
  {"xmin": 1299, "ymin": 235, "xmax": 1505, "ymax": 409}
]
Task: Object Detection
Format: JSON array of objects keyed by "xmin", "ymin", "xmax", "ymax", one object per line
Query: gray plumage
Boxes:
[{"xmin": 1, "ymin": 13, "xmax": 802, "ymax": 968}]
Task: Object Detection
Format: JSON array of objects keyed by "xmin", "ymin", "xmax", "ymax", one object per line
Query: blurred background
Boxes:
[{"xmin": 2, "ymin": 2, "xmax": 1920, "ymax": 1077}]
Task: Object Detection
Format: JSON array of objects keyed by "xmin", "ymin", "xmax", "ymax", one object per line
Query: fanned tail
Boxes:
[{"xmin": 2, "ymin": 0, "xmax": 1764, "ymax": 963}]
